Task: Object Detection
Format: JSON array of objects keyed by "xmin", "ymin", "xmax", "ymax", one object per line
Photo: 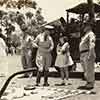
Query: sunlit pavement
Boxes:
[
  {"xmin": 0, "ymin": 55, "xmax": 100, "ymax": 100},
  {"xmin": 1, "ymin": 77, "xmax": 100, "ymax": 100}
]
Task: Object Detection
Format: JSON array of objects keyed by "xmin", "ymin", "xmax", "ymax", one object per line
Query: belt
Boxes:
[{"xmin": 80, "ymin": 50, "xmax": 89, "ymax": 54}]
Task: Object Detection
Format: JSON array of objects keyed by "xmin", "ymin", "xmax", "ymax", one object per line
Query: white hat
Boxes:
[{"xmin": 44, "ymin": 25, "xmax": 54, "ymax": 29}]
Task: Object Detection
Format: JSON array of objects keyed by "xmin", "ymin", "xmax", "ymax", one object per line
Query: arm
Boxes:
[
  {"xmin": 88, "ymin": 31, "xmax": 96, "ymax": 58},
  {"xmin": 61, "ymin": 42, "xmax": 69, "ymax": 53},
  {"xmin": 32, "ymin": 35, "xmax": 40, "ymax": 48},
  {"xmin": 1, "ymin": 38, "xmax": 7, "ymax": 50},
  {"xmin": 49, "ymin": 36, "xmax": 54, "ymax": 51},
  {"xmin": 89, "ymin": 32, "xmax": 96, "ymax": 49}
]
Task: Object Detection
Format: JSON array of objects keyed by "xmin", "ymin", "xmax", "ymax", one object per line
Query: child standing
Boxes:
[{"xmin": 55, "ymin": 36, "xmax": 73, "ymax": 86}]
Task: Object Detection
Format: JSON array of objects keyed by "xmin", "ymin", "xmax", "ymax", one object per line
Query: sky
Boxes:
[{"xmin": 34, "ymin": 0, "xmax": 98, "ymax": 22}]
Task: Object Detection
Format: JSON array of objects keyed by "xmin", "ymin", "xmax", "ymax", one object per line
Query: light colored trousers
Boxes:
[
  {"xmin": 21, "ymin": 50, "xmax": 33, "ymax": 76},
  {"xmin": 80, "ymin": 52, "xmax": 95, "ymax": 84}
]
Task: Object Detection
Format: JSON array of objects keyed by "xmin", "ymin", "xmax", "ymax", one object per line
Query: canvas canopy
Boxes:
[{"xmin": 66, "ymin": 3, "xmax": 100, "ymax": 14}]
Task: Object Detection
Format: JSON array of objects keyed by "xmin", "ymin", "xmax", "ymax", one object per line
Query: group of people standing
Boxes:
[
  {"xmin": 21, "ymin": 23, "xmax": 96, "ymax": 90},
  {"xmin": 21, "ymin": 25, "xmax": 74, "ymax": 86}
]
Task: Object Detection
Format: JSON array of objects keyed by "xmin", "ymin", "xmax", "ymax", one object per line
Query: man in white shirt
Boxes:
[{"xmin": 79, "ymin": 24, "xmax": 96, "ymax": 90}]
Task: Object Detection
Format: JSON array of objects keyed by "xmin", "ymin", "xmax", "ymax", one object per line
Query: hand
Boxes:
[
  {"xmin": 48, "ymin": 48, "xmax": 52, "ymax": 52},
  {"xmin": 32, "ymin": 43, "xmax": 38, "ymax": 48},
  {"xmin": 28, "ymin": 50, "xmax": 32, "ymax": 56},
  {"xmin": 88, "ymin": 51, "xmax": 96, "ymax": 60},
  {"xmin": 38, "ymin": 66, "xmax": 43, "ymax": 72},
  {"xmin": 88, "ymin": 53, "xmax": 91, "ymax": 60},
  {"xmin": 88, "ymin": 49, "xmax": 94, "ymax": 60},
  {"xmin": 88, "ymin": 55, "xmax": 90, "ymax": 60}
]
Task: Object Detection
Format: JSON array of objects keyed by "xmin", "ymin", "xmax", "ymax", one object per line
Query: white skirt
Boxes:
[{"xmin": 55, "ymin": 54, "xmax": 74, "ymax": 68}]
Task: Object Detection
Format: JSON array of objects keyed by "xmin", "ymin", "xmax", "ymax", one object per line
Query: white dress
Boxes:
[{"xmin": 55, "ymin": 42, "xmax": 73, "ymax": 68}]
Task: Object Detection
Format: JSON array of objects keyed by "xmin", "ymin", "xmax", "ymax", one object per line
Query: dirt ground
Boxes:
[{"xmin": 0, "ymin": 55, "xmax": 100, "ymax": 100}]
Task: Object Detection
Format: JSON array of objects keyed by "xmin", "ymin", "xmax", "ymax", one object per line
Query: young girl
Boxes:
[{"xmin": 55, "ymin": 36, "xmax": 73, "ymax": 86}]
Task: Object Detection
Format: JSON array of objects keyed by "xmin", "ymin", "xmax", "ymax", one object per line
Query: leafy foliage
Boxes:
[
  {"xmin": 0, "ymin": 0, "xmax": 37, "ymax": 9},
  {"xmin": 0, "ymin": 0, "xmax": 46, "ymax": 48}
]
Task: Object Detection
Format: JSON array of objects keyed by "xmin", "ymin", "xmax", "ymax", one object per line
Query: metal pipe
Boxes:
[{"xmin": 0, "ymin": 68, "xmax": 36, "ymax": 98}]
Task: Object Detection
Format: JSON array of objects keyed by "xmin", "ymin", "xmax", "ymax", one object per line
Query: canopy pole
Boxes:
[
  {"xmin": 87, "ymin": 0, "xmax": 95, "ymax": 24},
  {"xmin": 67, "ymin": 11, "xmax": 69, "ymax": 24}
]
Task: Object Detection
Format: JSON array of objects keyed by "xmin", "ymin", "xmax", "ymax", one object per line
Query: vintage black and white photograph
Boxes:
[{"xmin": 0, "ymin": 0, "xmax": 100, "ymax": 100}]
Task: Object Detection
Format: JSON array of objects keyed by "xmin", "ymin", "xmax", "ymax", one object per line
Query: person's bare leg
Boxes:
[
  {"xmin": 36, "ymin": 71, "xmax": 42, "ymax": 86},
  {"xmin": 60, "ymin": 68, "xmax": 65, "ymax": 85}
]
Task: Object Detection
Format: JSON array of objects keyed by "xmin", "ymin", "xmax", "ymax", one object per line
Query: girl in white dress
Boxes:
[{"xmin": 55, "ymin": 36, "xmax": 73, "ymax": 85}]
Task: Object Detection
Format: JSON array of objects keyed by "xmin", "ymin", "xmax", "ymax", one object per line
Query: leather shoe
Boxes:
[
  {"xmin": 35, "ymin": 83, "xmax": 40, "ymax": 86},
  {"xmin": 85, "ymin": 83, "xmax": 94, "ymax": 90},
  {"xmin": 55, "ymin": 83, "xmax": 65, "ymax": 86},
  {"xmin": 43, "ymin": 83, "xmax": 49, "ymax": 86},
  {"xmin": 77, "ymin": 84, "xmax": 94, "ymax": 90}
]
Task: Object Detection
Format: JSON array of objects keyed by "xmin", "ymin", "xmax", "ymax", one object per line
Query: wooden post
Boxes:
[
  {"xmin": 87, "ymin": 0, "xmax": 95, "ymax": 24},
  {"xmin": 67, "ymin": 11, "xmax": 69, "ymax": 24}
]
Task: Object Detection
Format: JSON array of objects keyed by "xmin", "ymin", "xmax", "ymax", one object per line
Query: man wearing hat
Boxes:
[
  {"xmin": 33, "ymin": 25, "xmax": 54, "ymax": 86},
  {"xmin": 79, "ymin": 24, "xmax": 96, "ymax": 89}
]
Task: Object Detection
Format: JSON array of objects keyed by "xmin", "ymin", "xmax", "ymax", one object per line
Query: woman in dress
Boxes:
[
  {"xmin": 33, "ymin": 25, "xmax": 54, "ymax": 86},
  {"xmin": 55, "ymin": 36, "xmax": 73, "ymax": 85}
]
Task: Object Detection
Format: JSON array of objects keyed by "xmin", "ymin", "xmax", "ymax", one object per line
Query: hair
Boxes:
[
  {"xmin": 80, "ymin": 22, "xmax": 92, "ymax": 37},
  {"xmin": 63, "ymin": 36, "xmax": 68, "ymax": 43},
  {"xmin": 59, "ymin": 36, "xmax": 68, "ymax": 46},
  {"xmin": 44, "ymin": 30, "xmax": 49, "ymax": 41}
]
